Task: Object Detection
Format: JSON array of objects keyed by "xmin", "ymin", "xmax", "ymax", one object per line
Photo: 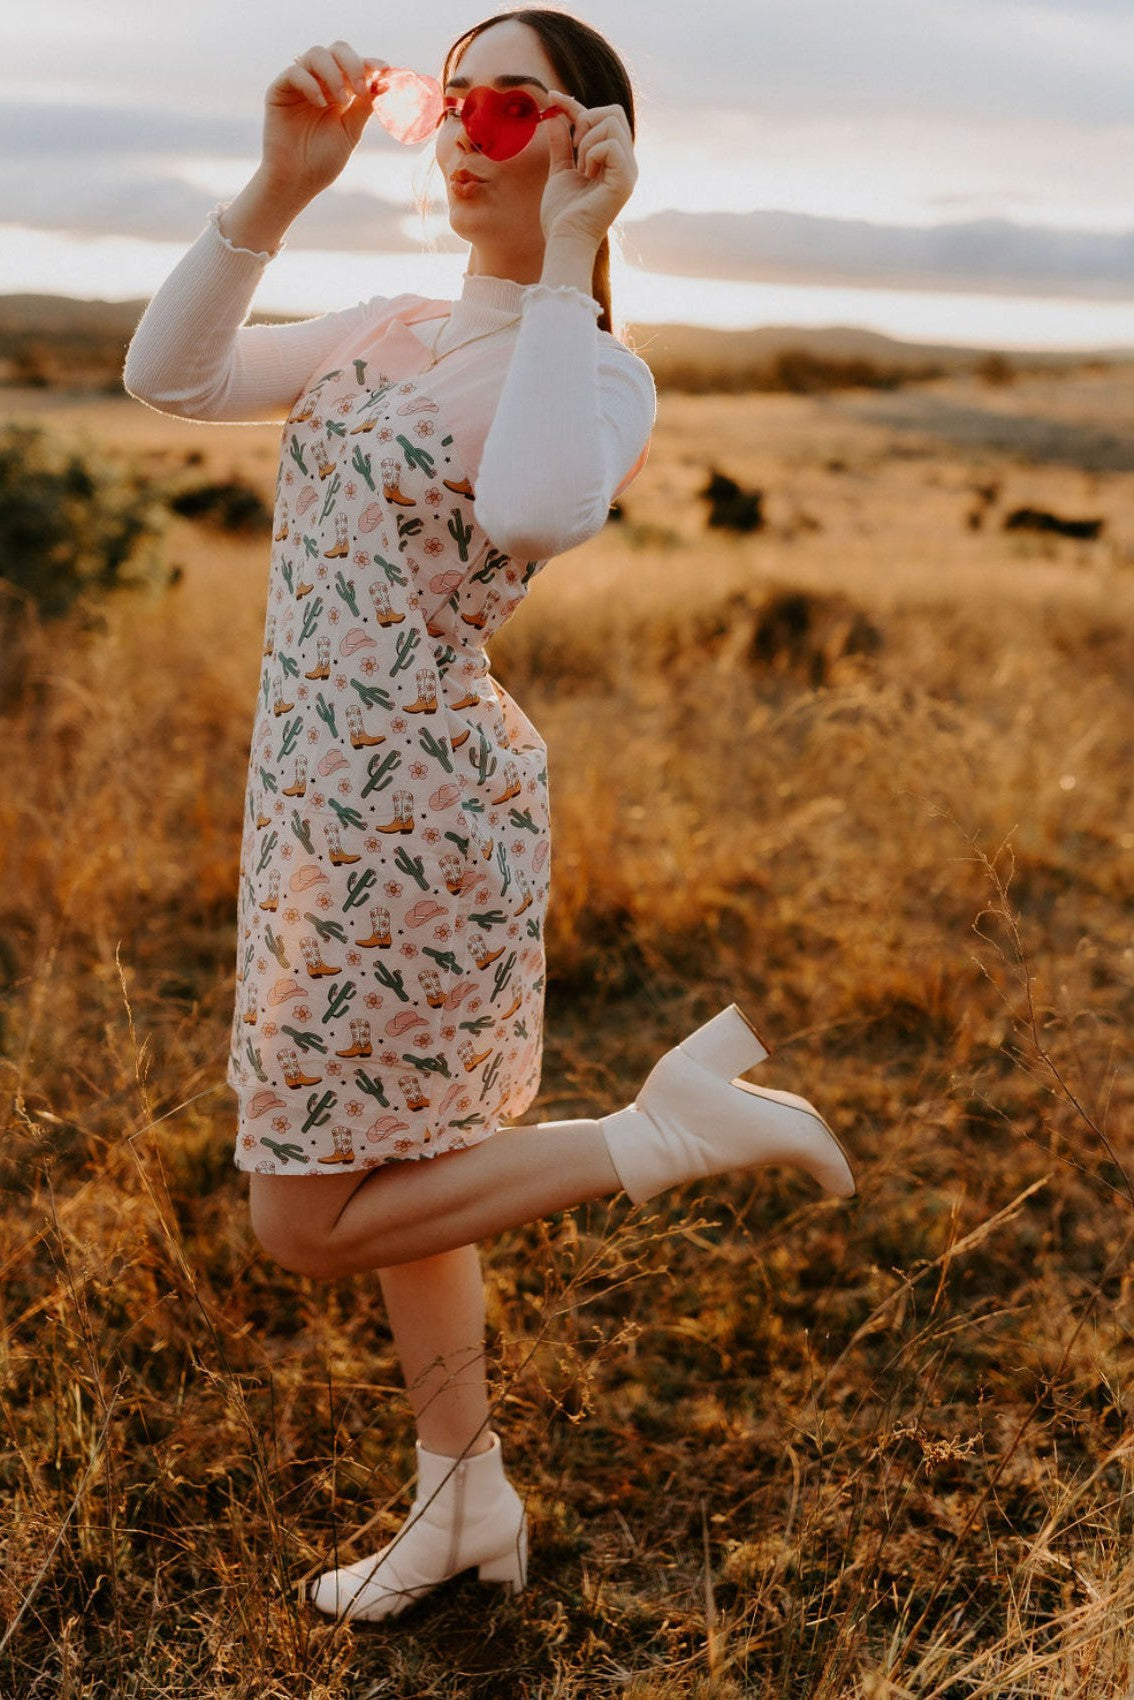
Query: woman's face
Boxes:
[{"xmin": 436, "ymin": 20, "xmax": 566, "ymax": 272}]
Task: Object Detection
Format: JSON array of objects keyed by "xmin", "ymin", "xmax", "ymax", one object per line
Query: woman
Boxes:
[{"xmin": 125, "ymin": 8, "xmax": 855, "ymax": 1626}]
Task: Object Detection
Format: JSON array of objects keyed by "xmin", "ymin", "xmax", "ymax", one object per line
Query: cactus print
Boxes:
[{"xmin": 227, "ymin": 331, "xmax": 554, "ymax": 1175}]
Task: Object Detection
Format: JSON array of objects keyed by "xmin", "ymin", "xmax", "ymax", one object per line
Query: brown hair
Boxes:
[{"xmin": 441, "ymin": 8, "xmax": 636, "ymax": 336}]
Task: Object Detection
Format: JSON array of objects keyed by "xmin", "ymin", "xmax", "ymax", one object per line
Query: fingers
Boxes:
[
  {"xmin": 282, "ymin": 42, "xmax": 376, "ymax": 108},
  {"xmin": 547, "ymin": 91, "xmax": 634, "ymax": 179}
]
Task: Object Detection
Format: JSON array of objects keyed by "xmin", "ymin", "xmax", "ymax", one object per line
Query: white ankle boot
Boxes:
[
  {"xmin": 599, "ymin": 1004, "xmax": 856, "ymax": 1204},
  {"xmin": 307, "ymin": 1430, "xmax": 527, "ymax": 1623}
]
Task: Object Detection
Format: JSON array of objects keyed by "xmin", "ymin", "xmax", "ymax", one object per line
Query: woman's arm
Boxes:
[
  {"xmin": 123, "ymin": 210, "xmax": 379, "ymax": 422},
  {"xmin": 472, "ymin": 280, "xmax": 655, "ymax": 560},
  {"xmin": 124, "ymin": 41, "xmax": 388, "ymax": 422}
]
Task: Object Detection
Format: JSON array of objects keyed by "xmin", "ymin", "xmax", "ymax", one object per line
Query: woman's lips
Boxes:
[{"xmin": 450, "ymin": 170, "xmax": 488, "ymax": 198}]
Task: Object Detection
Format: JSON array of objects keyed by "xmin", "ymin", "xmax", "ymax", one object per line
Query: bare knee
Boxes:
[{"xmin": 247, "ymin": 1172, "xmax": 358, "ymax": 1278}]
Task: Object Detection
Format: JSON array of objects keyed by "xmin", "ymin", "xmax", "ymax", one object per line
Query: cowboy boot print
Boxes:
[
  {"xmin": 405, "ymin": 667, "xmax": 439, "ymax": 713},
  {"xmin": 375, "ymin": 789, "xmax": 414, "ymax": 833},
  {"xmin": 419, "ymin": 969, "xmax": 445, "ymax": 1009},
  {"xmin": 319, "ymin": 1124, "xmax": 356, "ymax": 1164},
  {"xmin": 368, "ymin": 579, "xmax": 405, "ymax": 627},
  {"xmin": 262, "ymin": 615, "xmax": 276, "ymax": 657},
  {"xmin": 345, "ymin": 703, "xmax": 386, "ymax": 746},
  {"xmin": 469, "ymin": 933, "xmax": 505, "ymax": 969},
  {"xmin": 314, "ymin": 442, "xmax": 336, "ymax": 482},
  {"xmin": 258, "ymin": 870, "xmax": 281, "ymax": 911},
  {"xmin": 492, "ymin": 759, "xmax": 521, "ymax": 805},
  {"xmin": 274, "ymin": 500, "xmax": 289, "ymax": 542},
  {"xmin": 272, "ymin": 679, "xmax": 295, "ymax": 716},
  {"xmin": 460, "ymin": 588, "xmax": 500, "ymax": 630},
  {"xmin": 440, "ymin": 853, "xmax": 465, "ymax": 895},
  {"xmin": 300, "ymin": 936, "xmax": 341, "ymax": 977},
  {"xmin": 324, "ymin": 820, "xmax": 361, "ymax": 865},
  {"xmin": 280, "ymin": 1045, "xmax": 322, "ymax": 1087},
  {"xmin": 324, "ymin": 513, "xmax": 349, "ymax": 559},
  {"xmin": 281, "ymin": 755, "xmax": 308, "ymax": 798},
  {"xmin": 357, "ymin": 904, "xmax": 392, "ymax": 947},
  {"xmin": 335, "ymin": 1018, "xmax": 372, "ymax": 1058},
  {"xmin": 304, "ymin": 636, "xmax": 331, "ymax": 680},
  {"xmin": 458, "ymin": 1037, "xmax": 493, "ymax": 1071},
  {"xmin": 400, "ymin": 1073, "xmax": 431, "ymax": 1112},
  {"xmin": 381, "ymin": 456, "xmax": 416, "ymax": 506}
]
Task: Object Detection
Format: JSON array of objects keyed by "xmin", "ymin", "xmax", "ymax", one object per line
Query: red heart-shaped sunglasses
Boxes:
[{"xmin": 369, "ymin": 67, "xmax": 565, "ymax": 161}]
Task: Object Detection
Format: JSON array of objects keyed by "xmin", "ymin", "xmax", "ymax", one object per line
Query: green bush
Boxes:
[{"xmin": 0, "ymin": 423, "xmax": 166, "ymax": 623}]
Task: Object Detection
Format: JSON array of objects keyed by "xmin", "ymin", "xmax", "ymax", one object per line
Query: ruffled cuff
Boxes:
[
  {"xmin": 207, "ymin": 203, "xmax": 282, "ymax": 264},
  {"xmin": 521, "ymin": 281, "xmax": 601, "ymax": 318}
]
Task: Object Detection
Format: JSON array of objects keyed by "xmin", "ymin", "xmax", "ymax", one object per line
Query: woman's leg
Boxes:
[
  {"xmin": 377, "ymin": 1243, "xmax": 494, "ymax": 1460},
  {"xmin": 249, "ymin": 1117, "xmax": 618, "ymax": 1278}
]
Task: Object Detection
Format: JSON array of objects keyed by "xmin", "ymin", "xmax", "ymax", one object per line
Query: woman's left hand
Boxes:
[{"xmin": 540, "ymin": 90, "xmax": 638, "ymax": 249}]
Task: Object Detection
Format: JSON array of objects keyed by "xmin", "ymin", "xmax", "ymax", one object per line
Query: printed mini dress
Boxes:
[{"xmin": 227, "ymin": 293, "xmax": 563, "ymax": 1176}]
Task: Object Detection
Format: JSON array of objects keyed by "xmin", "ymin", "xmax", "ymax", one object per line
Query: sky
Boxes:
[{"xmin": 3, "ymin": 0, "xmax": 1134, "ymax": 347}]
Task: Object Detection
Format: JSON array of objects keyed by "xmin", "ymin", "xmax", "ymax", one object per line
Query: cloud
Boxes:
[
  {"xmin": 621, "ymin": 208, "xmax": 1134, "ymax": 299},
  {"xmin": 0, "ymin": 159, "xmax": 457, "ymax": 253}
]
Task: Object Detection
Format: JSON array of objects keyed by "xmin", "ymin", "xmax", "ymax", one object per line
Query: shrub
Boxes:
[{"xmin": 0, "ymin": 425, "xmax": 169, "ymax": 710}]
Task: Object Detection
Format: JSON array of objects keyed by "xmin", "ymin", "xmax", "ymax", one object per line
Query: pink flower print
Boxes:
[
  {"xmin": 384, "ymin": 880, "xmax": 403, "ymax": 897},
  {"xmin": 400, "ymin": 942, "xmax": 419, "ymax": 959},
  {"xmin": 295, "ymin": 1005, "xmax": 311, "ymax": 1021},
  {"xmin": 365, "ymin": 836, "xmax": 381, "ymax": 853},
  {"xmin": 381, "ymin": 1049, "xmax": 400, "ymax": 1067},
  {"xmin": 316, "ymin": 565, "xmax": 327, "ymax": 580},
  {"xmin": 284, "ymin": 469, "xmax": 295, "ymax": 486},
  {"xmin": 434, "ymin": 923, "xmax": 451, "ymax": 940},
  {"xmin": 279, "ymin": 843, "xmax": 294, "ymax": 860},
  {"xmin": 398, "ymin": 382, "xmax": 415, "ymax": 395},
  {"xmin": 344, "ymin": 480, "xmax": 358, "ymax": 499},
  {"xmin": 425, "ymin": 487, "xmax": 443, "ymax": 507},
  {"xmin": 354, "ymin": 549, "xmax": 369, "ymax": 567},
  {"xmin": 345, "ymin": 1100, "xmax": 364, "ymax": 1117},
  {"xmin": 360, "ymin": 656, "xmax": 377, "ymax": 676},
  {"xmin": 346, "ymin": 951, "xmax": 361, "ymax": 968},
  {"xmin": 442, "ymin": 1024, "xmax": 456, "ymax": 1040},
  {"xmin": 507, "ymin": 922, "xmax": 520, "ymax": 939},
  {"xmin": 263, "ymin": 1021, "xmax": 279, "ymax": 1037},
  {"xmin": 415, "ymin": 419, "xmax": 435, "ymax": 438},
  {"xmin": 391, "ymin": 717, "xmax": 407, "ymax": 733},
  {"xmin": 338, "ymin": 778, "xmax": 352, "ymax": 795},
  {"xmin": 365, "ymin": 991, "xmax": 382, "ymax": 1009},
  {"xmin": 257, "ymin": 956, "xmax": 268, "ymax": 974},
  {"xmin": 272, "ymin": 1114, "xmax": 290, "ymax": 1133},
  {"xmin": 512, "ymin": 840, "xmax": 524, "ymax": 856},
  {"xmin": 469, "ymin": 997, "xmax": 482, "ymax": 1013},
  {"xmin": 312, "ymin": 792, "xmax": 326, "ymax": 808},
  {"xmin": 326, "ymin": 1061, "xmax": 343, "ymax": 1077},
  {"xmin": 316, "ymin": 892, "xmax": 333, "ymax": 911},
  {"xmin": 297, "ymin": 686, "xmax": 309, "ymax": 701},
  {"xmin": 241, "ymin": 1134, "xmax": 257, "ymax": 1151},
  {"xmin": 327, "ymin": 607, "xmax": 340, "ymax": 624},
  {"xmin": 307, "ymin": 728, "xmax": 319, "ymax": 744},
  {"xmin": 423, "ymin": 827, "xmax": 440, "ymax": 844},
  {"xmin": 378, "ymin": 427, "xmax": 393, "ymax": 442},
  {"xmin": 334, "ymin": 674, "xmax": 347, "ymax": 691},
  {"xmin": 409, "ymin": 761, "xmax": 429, "ymax": 781},
  {"xmin": 423, "ymin": 537, "xmax": 443, "ymax": 557},
  {"xmin": 337, "ymin": 398, "xmax": 353, "ymax": 416}
]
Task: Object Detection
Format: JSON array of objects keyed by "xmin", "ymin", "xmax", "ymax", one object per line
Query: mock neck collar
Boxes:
[{"xmin": 457, "ymin": 272, "xmax": 528, "ymax": 316}]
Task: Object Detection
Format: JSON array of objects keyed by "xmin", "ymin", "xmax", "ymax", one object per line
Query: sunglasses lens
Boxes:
[
  {"xmin": 370, "ymin": 68, "xmax": 444, "ymax": 145},
  {"xmin": 461, "ymin": 86, "xmax": 541, "ymax": 160}
]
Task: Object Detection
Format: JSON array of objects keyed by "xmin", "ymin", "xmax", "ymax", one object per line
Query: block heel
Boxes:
[
  {"xmin": 478, "ymin": 1512, "xmax": 528, "ymax": 1594},
  {"xmin": 677, "ymin": 1003, "xmax": 770, "ymax": 1079}
]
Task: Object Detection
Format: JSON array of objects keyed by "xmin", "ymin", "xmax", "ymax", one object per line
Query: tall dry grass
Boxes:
[{"xmin": 1, "ymin": 372, "xmax": 1132, "ymax": 1697}]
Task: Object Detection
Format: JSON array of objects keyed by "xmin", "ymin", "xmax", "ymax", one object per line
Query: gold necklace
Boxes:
[{"xmin": 422, "ymin": 314, "xmax": 522, "ymax": 372}]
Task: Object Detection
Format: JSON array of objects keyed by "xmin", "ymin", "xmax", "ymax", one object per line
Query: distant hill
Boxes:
[{"xmin": 0, "ymin": 292, "xmax": 1127, "ymax": 395}]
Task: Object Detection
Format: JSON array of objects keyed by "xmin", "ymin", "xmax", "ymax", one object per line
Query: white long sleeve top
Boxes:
[{"xmin": 123, "ymin": 210, "xmax": 656, "ymax": 559}]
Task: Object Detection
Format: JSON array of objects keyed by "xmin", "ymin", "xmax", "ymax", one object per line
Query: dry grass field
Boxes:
[{"xmin": 1, "ymin": 355, "xmax": 1133, "ymax": 1697}]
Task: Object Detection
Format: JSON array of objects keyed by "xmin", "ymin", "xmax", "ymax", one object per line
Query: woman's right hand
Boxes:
[{"xmin": 259, "ymin": 41, "xmax": 384, "ymax": 202}]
